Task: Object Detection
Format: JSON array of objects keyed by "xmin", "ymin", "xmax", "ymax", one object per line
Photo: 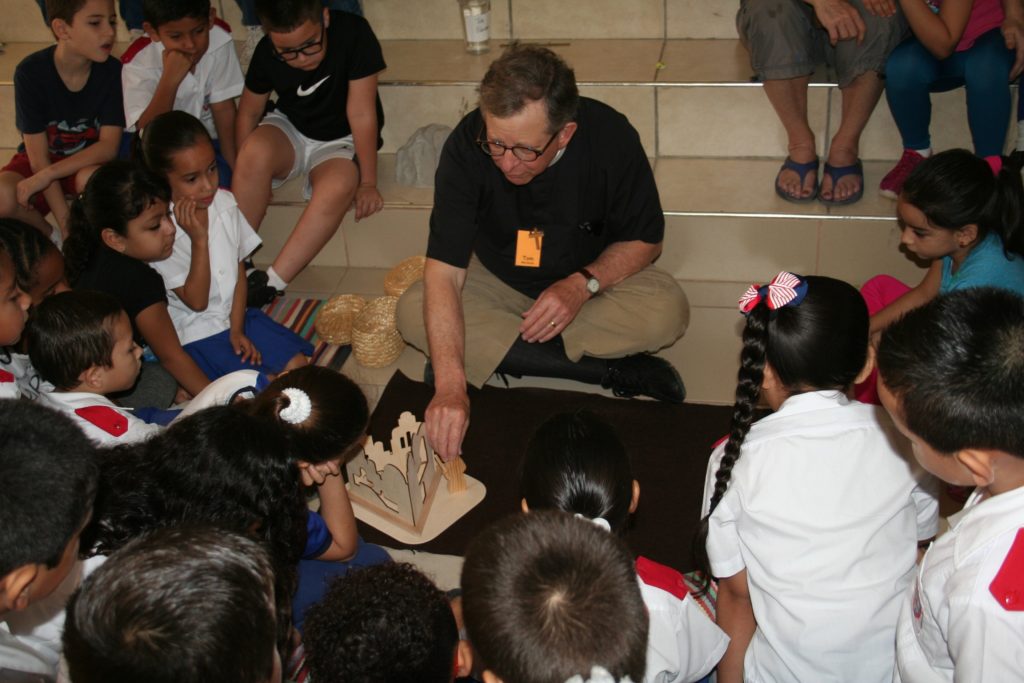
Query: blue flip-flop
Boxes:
[
  {"xmin": 774, "ymin": 156, "xmax": 819, "ymax": 203},
  {"xmin": 819, "ymin": 159, "xmax": 864, "ymax": 206}
]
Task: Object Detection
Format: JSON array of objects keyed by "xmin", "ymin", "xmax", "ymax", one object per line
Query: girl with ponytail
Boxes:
[
  {"xmin": 63, "ymin": 160, "xmax": 212, "ymax": 404},
  {"xmin": 858, "ymin": 149, "xmax": 1024, "ymax": 403},
  {"xmin": 244, "ymin": 365, "xmax": 389, "ymax": 634},
  {"xmin": 696, "ymin": 273, "xmax": 938, "ymax": 683}
]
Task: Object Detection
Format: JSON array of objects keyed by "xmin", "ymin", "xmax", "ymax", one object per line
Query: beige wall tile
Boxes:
[
  {"xmin": 658, "ymin": 40, "xmax": 753, "ymax": 84},
  {"xmin": 280, "ymin": 265, "xmax": 347, "ymax": 296},
  {"xmin": 379, "ymin": 84, "xmax": 479, "ymax": 154},
  {"xmin": 655, "ymin": 158, "xmax": 828, "ymax": 215},
  {"xmin": 667, "ymin": 1, "xmax": 738, "ymax": 39},
  {"xmin": 259, "ymin": 205, "xmax": 350, "ymax": 268},
  {"xmin": 817, "ymin": 217, "xmax": 927, "ymax": 286},
  {"xmin": 365, "ymin": 0, "xmax": 511, "ymax": 40},
  {"xmin": 658, "ymin": 306, "xmax": 742, "ymax": 405},
  {"xmin": 580, "ymin": 85, "xmax": 656, "ymax": 157},
  {"xmin": 659, "ymin": 215, "xmax": 819, "ymax": 282},
  {"xmin": 342, "ymin": 208, "xmax": 429, "ymax": 268},
  {"xmin": 2, "ymin": 0, "xmax": 53, "ymax": 43},
  {"xmin": 511, "ymin": 0, "xmax": 663, "ymax": 39},
  {"xmin": 551, "ymin": 40, "xmax": 663, "ymax": 84},
  {"xmin": 336, "ymin": 266, "xmax": 391, "ymax": 295},
  {"xmin": 681, "ymin": 279, "xmax": 752, "ymax": 309},
  {"xmin": 380, "ymin": 40, "xmax": 493, "ymax": 84},
  {"xmin": 0, "ymin": 90, "xmax": 18, "ymax": 149},
  {"xmin": 657, "ymin": 85, "xmax": 830, "ymax": 158}
]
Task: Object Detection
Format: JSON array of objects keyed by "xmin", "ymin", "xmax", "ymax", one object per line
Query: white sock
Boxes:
[
  {"xmin": 913, "ymin": 148, "xmax": 932, "ymax": 158},
  {"xmin": 266, "ymin": 267, "xmax": 288, "ymax": 291}
]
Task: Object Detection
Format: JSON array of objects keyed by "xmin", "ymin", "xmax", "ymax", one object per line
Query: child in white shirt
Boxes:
[
  {"xmin": 140, "ymin": 111, "xmax": 311, "ymax": 381},
  {"xmin": 877, "ymin": 287, "xmax": 1024, "ymax": 682},
  {"xmin": 697, "ymin": 272, "xmax": 939, "ymax": 683}
]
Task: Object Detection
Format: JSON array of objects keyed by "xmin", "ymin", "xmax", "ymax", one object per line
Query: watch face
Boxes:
[{"xmin": 586, "ymin": 278, "xmax": 600, "ymax": 294}]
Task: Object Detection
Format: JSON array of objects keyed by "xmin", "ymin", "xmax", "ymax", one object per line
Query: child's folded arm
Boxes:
[
  {"xmin": 311, "ymin": 467, "xmax": 359, "ymax": 562},
  {"xmin": 870, "ymin": 260, "xmax": 943, "ymax": 337}
]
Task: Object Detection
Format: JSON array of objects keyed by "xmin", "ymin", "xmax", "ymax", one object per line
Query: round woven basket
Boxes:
[
  {"xmin": 383, "ymin": 255, "xmax": 426, "ymax": 297},
  {"xmin": 352, "ymin": 296, "xmax": 405, "ymax": 368},
  {"xmin": 314, "ymin": 294, "xmax": 366, "ymax": 345}
]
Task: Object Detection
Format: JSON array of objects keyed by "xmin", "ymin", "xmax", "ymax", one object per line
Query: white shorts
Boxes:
[{"xmin": 260, "ymin": 111, "xmax": 356, "ymax": 200}]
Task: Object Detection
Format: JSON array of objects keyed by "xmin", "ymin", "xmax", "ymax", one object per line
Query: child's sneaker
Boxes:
[{"xmin": 879, "ymin": 149, "xmax": 926, "ymax": 200}]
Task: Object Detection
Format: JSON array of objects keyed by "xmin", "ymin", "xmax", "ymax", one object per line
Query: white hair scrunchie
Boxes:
[
  {"xmin": 279, "ymin": 388, "xmax": 313, "ymax": 425},
  {"xmin": 574, "ymin": 513, "xmax": 611, "ymax": 533},
  {"xmin": 563, "ymin": 666, "xmax": 634, "ymax": 683}
]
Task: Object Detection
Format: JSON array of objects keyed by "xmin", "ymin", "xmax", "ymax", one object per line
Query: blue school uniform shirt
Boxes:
[
  {"xmin": 941, "ymin": 232, "xmax": 1024, "ymax": 296},
  {"xmin": 304, "ymin": 511, "xmax": 332, "ymax": 559}
]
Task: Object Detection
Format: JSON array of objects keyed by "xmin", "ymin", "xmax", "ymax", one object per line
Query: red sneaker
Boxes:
[{"xmin": 879, "ymin": 149, "xmax": 926, "ymax": 199}]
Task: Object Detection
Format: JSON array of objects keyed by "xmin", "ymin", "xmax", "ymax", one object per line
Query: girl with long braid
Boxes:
[{"xmin": 694, "ymin": 273, "xmax": 939, "ymax": 683}]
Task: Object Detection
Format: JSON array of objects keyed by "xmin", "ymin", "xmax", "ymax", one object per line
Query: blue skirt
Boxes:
[{"xmin": 183, "ymin": 308, "xmax": 314, "ymax": 380}]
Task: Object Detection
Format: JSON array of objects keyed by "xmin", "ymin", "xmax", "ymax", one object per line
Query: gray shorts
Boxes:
[
  {"xmin": 737, "ymin": 0, "xmax": 908, "ymax": 88},
  {"xmin": 260, "ymin": 111, "xmax": 356, "ymax": 200}
]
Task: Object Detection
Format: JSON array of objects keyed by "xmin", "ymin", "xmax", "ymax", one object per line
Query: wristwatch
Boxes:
[{"xmin": 579, "ymin": 267, "xmax": 600, "ymax": 296}]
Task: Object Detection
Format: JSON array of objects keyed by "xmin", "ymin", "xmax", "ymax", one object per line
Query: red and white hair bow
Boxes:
[{"xmin": 738, "ymin": 271, "xmax": 808, "ymax": 314}]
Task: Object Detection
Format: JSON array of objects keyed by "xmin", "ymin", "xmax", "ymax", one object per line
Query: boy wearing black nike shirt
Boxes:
[{"xmin": 233, "ymin": 0, "xmax": 385, "ymax": 294}]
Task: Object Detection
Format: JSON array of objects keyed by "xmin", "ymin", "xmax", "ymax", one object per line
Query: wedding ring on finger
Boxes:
[{"xmin": 549, "ymin": 320, "xmax": 557, "ymax": 328}]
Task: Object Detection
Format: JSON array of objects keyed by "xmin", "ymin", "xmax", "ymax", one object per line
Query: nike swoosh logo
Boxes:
[{"xmin": 297, "ymin": 76, "xmax": 330, "ymax": 97}]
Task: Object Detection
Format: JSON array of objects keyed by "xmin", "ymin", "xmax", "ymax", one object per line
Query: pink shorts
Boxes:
[
  {"xmin": 1, "ymin": 152, "xmax": 78, "ymax": 216},
  {"xmin": 855, "ymin": 274, "xmax": 911, "ymax": 404}
]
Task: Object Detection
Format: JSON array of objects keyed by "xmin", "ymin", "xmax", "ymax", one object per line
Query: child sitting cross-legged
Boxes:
[
  {"xmin": 63, "ymin": 526, "xmax": 281, "ymax": 683},
  {"xmin": 520, "ymin": 411, "xmax": 729, "ymax": 683},
  {"xmin": 303, "ymin": 562, "xmax": 472, "ymax": 683},
  {"xmin": 0, "ymin": 0, "xmax": 124, "ymax": 242},
  {"xmin": 877, "ymin": 287, "xmax": 1024, "ymax": 681},
  {"xmin": 0, "ymin": 400, "xmax": 98, "ymax": 681},
  {"xmin": 28, "ymin": 290, "xmax": 163, "ymax": 445},
  {"xmin": 140, "ymin": 111, "xmax": 312, "ymax": 381},
  {"xmin": 462, "ymin": 510, "xmax": 649, "ymax": 683}
]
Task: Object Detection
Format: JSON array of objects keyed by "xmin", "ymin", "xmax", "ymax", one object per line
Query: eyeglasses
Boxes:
[
  {"xmin": 271, "ymin": 22, "xmax": 325, "ymax": 62},
  {"xmin": 476, "ymin": 127, "xmax": 561, "ymax": 162}
]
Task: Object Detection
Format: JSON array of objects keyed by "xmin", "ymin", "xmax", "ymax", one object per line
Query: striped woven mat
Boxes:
[{"xmin": 262, "ymin": 296, "xmax": 351, "ymax": 370}]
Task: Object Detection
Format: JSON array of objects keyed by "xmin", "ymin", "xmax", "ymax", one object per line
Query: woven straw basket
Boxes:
[
  {"xmin": 383, "ymin": 255, "xmax": 426, "ymax": 297},
  {"xmin": 352, "ymin": 296, "xmax": 405, "ymax": 368},
  {"xmin": 314, "ymin": 294, "xmax": 366, "ymax": 345}
]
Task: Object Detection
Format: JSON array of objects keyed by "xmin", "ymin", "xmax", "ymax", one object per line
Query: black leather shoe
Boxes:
[
  {"xmin": 601, "ymin": 354, "xmax": 686, "ymax": 403},
  {"xmin": 245, "ymin": 269, "xmax": 281, "ymax": 308}
]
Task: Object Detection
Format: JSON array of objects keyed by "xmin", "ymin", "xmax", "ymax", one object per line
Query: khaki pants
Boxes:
[{"xmin": 396, "ymin": 259, "xmax": 690, "ymax": 387}]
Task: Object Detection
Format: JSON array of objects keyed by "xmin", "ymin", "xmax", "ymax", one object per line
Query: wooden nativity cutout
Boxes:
[{"xmin": 346, "ymin": 411, "xmax": 485, "ymax": 543}]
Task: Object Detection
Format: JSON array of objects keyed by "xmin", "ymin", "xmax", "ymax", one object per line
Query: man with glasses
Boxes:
[
  {"xmin": 397, "ymin": 44, "xmax": 689, "ymax": 463},
  {"xmin": 232, "ymin": 0, "xmax": 385, "ymax": 304}
]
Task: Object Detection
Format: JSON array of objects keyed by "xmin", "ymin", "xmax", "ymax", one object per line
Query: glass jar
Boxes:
[{"xmin": 458, "ymin": 0, "xmax": 491, "ymax": 54}]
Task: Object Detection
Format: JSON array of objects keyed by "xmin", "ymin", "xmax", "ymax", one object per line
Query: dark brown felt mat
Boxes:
[{"xmin": 357, "ymin": 370, "xmax": 734, "ymax": 573}]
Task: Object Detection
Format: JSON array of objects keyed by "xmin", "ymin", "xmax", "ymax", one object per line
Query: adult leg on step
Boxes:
[
  {"xmin": 270, "ymin": 157, "xmax": 357, "ymax": 284},
  {"xmin": 824, "ymin": 0, "xmax": 907, "ymax": 203},
  {"xmin": 737, "ymin": 0, "xmax": 822, "ymax": 200},
  {"xmin": 960, "ymin": 29, "xmax": 1014, "ymax": 158}
]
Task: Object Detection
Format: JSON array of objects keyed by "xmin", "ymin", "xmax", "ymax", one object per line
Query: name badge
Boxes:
[{"xmin": 515, "ymin": 228, "xmax": 543, "ymax": 268}]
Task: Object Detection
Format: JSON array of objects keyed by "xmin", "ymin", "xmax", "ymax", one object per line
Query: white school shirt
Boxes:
[
  {"xmin": 36, "ymin": 391, "xmax": 161, "ymax": 446},
  {"xmin": 0, "ymin": 350, "xmax": 54, "ymax": 401},
  {"xmin": 894, "ymin": 486, "xmax": 1024, "ymax": 683},
  {"xmin": 702, "ymin": 391, "xmax": 940, "ymax": 683},
  {"xmin": 121, "ymin": 24, "xmax": 244, "ymax": 137},
  {"xmin": 1, "ymin": 556, "xmax": 106, "ymax": 680},
  {"xmin": 150, "ymin": 190, "xmax": 262, "ymax": 345},
  {"xmin": 636, "ymin": 557, "xmax": 730, "ymax": 683}
]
